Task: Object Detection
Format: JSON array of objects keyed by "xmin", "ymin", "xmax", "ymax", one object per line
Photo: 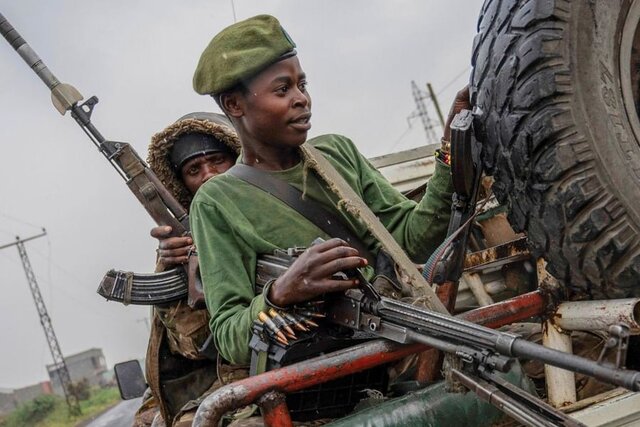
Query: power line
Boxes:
[
  {"xmin": 408, "ymin": 80, "xmax": 440, "ymax": 144},
  {"xmin": 0, "ymin": 231, "xmax": 81, "ymax": 416},
  {"xmin": 2, "ymin": 234, "xmax": 118, "ymax": 320},
  {"xmin": 0, "ymin": 227, "xmax": 15, "ymax": 238},
  {"xmin": 28, "ymin": 245, "xmax": 96, "ymax": 289},
  {"xmin": 0, "ymin": 212, "xmax": 44, "ymax": 231},
  {"xmin": 437, "ymin": 66, "xmax": 472, "ymax": 96},
  {"xmin": 388, "ymin": 125, "xmax": 414, "ymax": 152},
  {"xmin": 388, "ymin": 70, "xmax": 472, "ymax": 153},
  {"xmin": 230, "ymin": 0, "xmax": 237, "ymax": 22}
]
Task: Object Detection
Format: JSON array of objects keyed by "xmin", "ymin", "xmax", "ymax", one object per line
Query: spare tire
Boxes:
[{"xmin": 471, "ymin": 0, "xmax": 640, "ymax": 299}]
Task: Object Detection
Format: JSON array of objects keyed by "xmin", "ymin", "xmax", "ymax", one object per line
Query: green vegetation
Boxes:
[{"xmin": 0, "ymin": 387, "xmax": 121, "ymax": 427}]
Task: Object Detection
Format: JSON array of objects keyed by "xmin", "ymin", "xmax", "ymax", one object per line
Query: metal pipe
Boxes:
[
  {"xmin": 0, "ymin": 13, "xmax": 60, "ymax": 90},
  {"xmin": 463, "ymin": 272, "xmax": 494, "ymax": 306},
  {"xmin": 553, "ymin": 299, "xmax": 640, "ymax": 333},
  {"xmin": 458, "ymin": 290, "xmax": 544, "ymax": 329},
  {"xmin": 192, "ymin": 340, "xmax": 424, "ymax": 427},
  {"xmin": 427, "ymin": 82, "xmax": 445, "ymax": 128},
  {"xmin": 415, "ymin": 280, "xmax": 460, "ymax": 382},
  {"xmin": 542, "ymin": 321, "xmax": 577, "ymax": 407},
  {"xmin": 193, "ymin": 293, "xmax": 547, "ymax": 426},
  {"xmin": 463, "ymin": 236, "xmax": 530, "ymax": 273},
  {"xmin": 259, "ymin": 391, "xmax": 293, "ymax": 427}
]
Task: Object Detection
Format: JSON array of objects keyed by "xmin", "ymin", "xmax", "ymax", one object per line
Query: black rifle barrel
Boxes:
[
  {"xmin": 376, "ymin": 297, "xmax": 640, "ymax": 391},
  {"xmin": 0, "ymin": 13, "xmax": 60, "ymax": 90},
  {"xmin": 451, "ymin": 369, "xmax": 584, "ymax": 427},
  {"xmin": 511, "ymin": 338, "xmax": 640, "ymax": 391}
]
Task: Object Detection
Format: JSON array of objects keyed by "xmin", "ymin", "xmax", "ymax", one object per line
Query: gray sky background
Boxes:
[{"xmin": 0, "ymin": 0, "xmax": 482, "ymax": 388}]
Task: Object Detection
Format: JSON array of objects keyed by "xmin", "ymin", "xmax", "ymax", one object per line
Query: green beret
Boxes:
[{"xmin": 193, "ymin": 15, "xmax": 297, "ymax": 95}]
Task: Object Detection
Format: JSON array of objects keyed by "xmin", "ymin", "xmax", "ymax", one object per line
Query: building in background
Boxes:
[
  {"xmin": 0, "ymin": 382, "xmax": 53, "ymax": 417},
  {"xmin": 47, "ymin": 348, "xmax": 108, "ymax": 395}
]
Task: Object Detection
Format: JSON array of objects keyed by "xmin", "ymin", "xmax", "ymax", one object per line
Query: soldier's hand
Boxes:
[
  {"xmin": 268, "ymin": 238, "xmax": 368, "ymax": 306},
  {"xmin": 150, "ymin": 226, "xmax": 193, "ymax": 266},
  {"xmin": 443, "ymin": 85, "xmax": 471, "ymax": 141}
]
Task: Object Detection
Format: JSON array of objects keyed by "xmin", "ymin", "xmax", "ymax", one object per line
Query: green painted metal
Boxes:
[{"xmin": 326, "ymin": 363, "xmax": 536, "ymax": 427}]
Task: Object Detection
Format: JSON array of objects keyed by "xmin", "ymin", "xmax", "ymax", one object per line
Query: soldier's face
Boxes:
[
  {"xmin": 235, "ymin": 56, "xmax": 312, "ymax": 150},
  {"xmin": 180, "ymin": 151, "xmax": 236, "ymax": 194}
]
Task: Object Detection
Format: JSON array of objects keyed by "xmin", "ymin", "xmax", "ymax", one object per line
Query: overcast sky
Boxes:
[{"xmin": 0, "ymin": 0, "xmax": 482, "ymax": 388}]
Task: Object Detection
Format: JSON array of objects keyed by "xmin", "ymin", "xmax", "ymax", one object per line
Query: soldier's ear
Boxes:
[{"xmin": 220, "ymin": 92, "xmax": 244, "ymax": 118}]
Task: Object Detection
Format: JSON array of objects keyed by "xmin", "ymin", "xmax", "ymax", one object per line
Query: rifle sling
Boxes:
[
  {"xmin": 227, "ymin": 164, "xmax": 375, "ymax": 265},
  {"xmin": 300, "ymin": 144, "xmax": 448, "ymax": 314}
]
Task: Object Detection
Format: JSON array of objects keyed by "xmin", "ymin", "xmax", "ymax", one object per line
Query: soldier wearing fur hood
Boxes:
[{"xmin": 134, "ymin": 112, "xmax": 242, "ymax": 427}]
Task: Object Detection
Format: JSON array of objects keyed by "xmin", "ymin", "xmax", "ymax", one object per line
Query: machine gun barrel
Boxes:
[
  {"xmin": 251, "ymin": 248, "xmax": 640, "ymax": 392},
  {"xmin": 331, "ymin": 291, "xmax": 640, "ymax": 391}
]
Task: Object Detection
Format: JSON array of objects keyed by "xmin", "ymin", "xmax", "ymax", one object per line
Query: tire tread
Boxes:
[{"xmin": 472, "ymin": 0, "xmax": 640, "ymax": 298}]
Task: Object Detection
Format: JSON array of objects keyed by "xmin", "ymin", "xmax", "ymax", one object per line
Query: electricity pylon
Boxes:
[
  {"xmin": 408, "ymin": 81, "xmax": 446, "ymax": 144},
  {"xmin": 0, "ymin": 230, "xmax": 81, "ymax": 415}
]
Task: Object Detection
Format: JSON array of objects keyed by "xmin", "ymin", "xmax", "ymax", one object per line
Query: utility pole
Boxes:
[
  {"xmin": 426, "ymin": 82, "xmax": 445, "ymax": 129},
  {"xmin": 408, "ymin": 81, "xmax": 445, "ymax": 144},
  {"xmin": 0, "ymin": 230, "xmax": 81, "ymax": 416}
]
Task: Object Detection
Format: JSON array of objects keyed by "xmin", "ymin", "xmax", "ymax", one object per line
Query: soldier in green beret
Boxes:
[{"xmin": 190, "ymin": 11, "xmax": 469, "ymax": 393}]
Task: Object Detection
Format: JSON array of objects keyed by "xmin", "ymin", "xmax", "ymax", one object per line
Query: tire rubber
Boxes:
[{"xmin": 471, "ymin": 0, "xmax": 640, "ymax": 299}]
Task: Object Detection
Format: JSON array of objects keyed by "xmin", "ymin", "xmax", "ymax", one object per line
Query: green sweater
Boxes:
[{"xmin": 190, "ymin": 134, "xmax": 454, "ymax": 364}]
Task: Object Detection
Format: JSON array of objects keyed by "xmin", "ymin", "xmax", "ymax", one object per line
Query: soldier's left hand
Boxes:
[
  {"xmin": 151, "ymin": 225, "xmax": 193, "ymax": 266},
  {"xmin": 443, "ymin": 85, "xmax": 471, "ymax": 141},
  {"xmin": 268, "ymin": 238, "xmax": 367, "ymax": 306}
]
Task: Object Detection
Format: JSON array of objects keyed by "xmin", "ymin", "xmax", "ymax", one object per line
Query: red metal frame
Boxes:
[
  {"xmin": 193, "ymin": 340, "xmax": 425, "ymax": 426},
  {"xmin": 192, "ymin": 290, "xmax": 544, "ymax": 427},
  {"xmin": 460, "ymin": 290, "xmax": 544, "ymax": 328},
  {"xmin": 258, "ymin": 391, "xmax": 293, "ymax": 427},
  {"xmin": 415, "ymin": 280, "xmax": 460, "ymax": 382}
]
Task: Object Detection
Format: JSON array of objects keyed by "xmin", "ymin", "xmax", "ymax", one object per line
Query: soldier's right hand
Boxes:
[
  {"xmin": 268, "ymin": 238, "xmax": 368, "ymax": 306},
  {"xmin": 150, "ymin": 226, "xmax": 193, "ymax": 266}
]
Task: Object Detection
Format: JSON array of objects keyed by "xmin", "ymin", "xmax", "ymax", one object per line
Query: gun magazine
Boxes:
[{"xmin": 97, "ymin": 268, "xmax": 188, "ymax": 305}]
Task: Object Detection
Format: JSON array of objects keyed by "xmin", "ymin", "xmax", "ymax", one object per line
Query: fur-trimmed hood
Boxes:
[{"xmin": 147, "ymin": 112, "xmax": 240, "ymax": 209}]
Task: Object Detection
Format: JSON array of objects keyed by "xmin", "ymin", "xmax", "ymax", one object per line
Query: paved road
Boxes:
[{"xmin": 84, "ymin": 397, "xmax": 141, "ymax": 427}]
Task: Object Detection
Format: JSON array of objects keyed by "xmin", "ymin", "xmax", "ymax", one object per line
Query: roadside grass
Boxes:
[{"xmin": 0, "ymin": 387, "xmax": 121, "ymax": 427}]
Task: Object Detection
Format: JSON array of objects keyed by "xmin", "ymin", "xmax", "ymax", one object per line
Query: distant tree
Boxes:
[
  {"xmin": 7, "ymin": 394, "xmax": 59, "ymax": 426},
  {"xmin": 69, "ymin": 378, "xmax": 91, "ymax": 401}
]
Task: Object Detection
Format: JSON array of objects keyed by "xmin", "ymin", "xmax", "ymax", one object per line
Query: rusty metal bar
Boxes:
[
  {"xmin": 463, "ymin": 236, "xmax": 530, "ymax": 273},
  {"xmin": 462, "ymin": 272, "xmax": 494, "ymax": 306},
  {"xmin": 414, "ymin": 348, "xmax": 442, "ymax": 383},
  {"xmin": 436, "ymin": 281, "xmax": 459, "ymax": 312},
  {"xmin": 543, "ymin": 321, "xmax": 577, "ymax": 408},
  {"xmin": 459, "ymin": 290, "xmax": 544, "ymax": 328},
  {"xmin": 193, "ymin": 291, "xmax": 546, "ymax": 426},
  {"xmin": 193, "ymin": 340, "xmax": 424, "ymax": 427},
  {"xmin": 553, "ymin": 299, "xmax": 640, "ymax": 333},
  {"xmin": 415, "ymin": 280, "xmax": 460, "ymax": 383},
  {"xmin": 259, "ymin": 391, "xmax": 293, "ymax": 427}
]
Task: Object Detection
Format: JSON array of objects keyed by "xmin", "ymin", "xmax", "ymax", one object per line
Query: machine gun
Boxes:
[
  {"xmin": 0, "ymin": 13, "xmax": 205, "ymax": 307},
  {"xmin": 252, "ymin": 247, "xmax": 639, "ymax": 427}
]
